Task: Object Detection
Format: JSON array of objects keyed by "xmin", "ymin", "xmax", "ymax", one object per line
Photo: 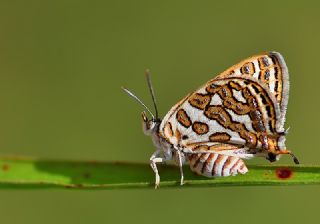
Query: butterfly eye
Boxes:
[{"xmin": 147, "ymin": 121, "xmax": 154, "ymax": 130}]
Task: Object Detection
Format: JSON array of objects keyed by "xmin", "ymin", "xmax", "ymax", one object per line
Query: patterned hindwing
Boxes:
[
  {"xmin": 159, "ymin": 76, "xmax": 284, "ymax": 151},
  {"xmin": 188, "ymin": 144, "xmax": 248, "ymax": 177},
  {"xmin": 214, "ymin": 52, "xmax": 289, "ymax": 126}
]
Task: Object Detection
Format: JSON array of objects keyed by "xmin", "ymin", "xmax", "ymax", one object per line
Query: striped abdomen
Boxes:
[{"xmin": 188, "ymin": 153, "xmax": 248, "ymax": 177}]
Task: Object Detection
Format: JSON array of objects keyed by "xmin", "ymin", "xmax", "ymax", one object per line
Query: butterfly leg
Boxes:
[
  {"xmin": 176, "ymin": 150, "xmax": 184, "ymax": 186},
  {"xmin": 150, "ymin": 149, "xmax": 166, "ymax": 189},
  {"xmin": 274, "ymin": 149, "xmax": 300, "ymax": 164}
]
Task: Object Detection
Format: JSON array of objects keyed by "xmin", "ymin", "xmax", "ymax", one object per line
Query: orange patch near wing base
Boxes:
[
  {"xmin": 175, "ymin": 128, "xmax": 182, "ymax": 142},
  {"xmin": 192, "ymin": 145, "xmax": 209, "ymax": 151},
  {"xmin": 164, "ymin": 122, "xmax": 173, "ymax": 137}
]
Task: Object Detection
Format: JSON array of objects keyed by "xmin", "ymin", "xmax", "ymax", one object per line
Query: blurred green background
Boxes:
[{"xmin": 0, "ymin": 0, "xmax": 319, "ymax": 223}]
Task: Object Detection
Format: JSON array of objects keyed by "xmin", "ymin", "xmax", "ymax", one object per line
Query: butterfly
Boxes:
[{"xmin": 122, "ymin": 51, "xmax": 299, "ymax": 188}]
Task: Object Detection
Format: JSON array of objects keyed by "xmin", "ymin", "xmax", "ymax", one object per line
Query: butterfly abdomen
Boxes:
[{"xmin": 188, "ymin": 153, "xmax": 248, "ymax": 177}]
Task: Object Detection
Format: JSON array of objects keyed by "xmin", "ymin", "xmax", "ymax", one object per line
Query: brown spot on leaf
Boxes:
[
  {"xmin": 83, "ymin": 172, "xmax": 91, "ymax": 179},
  {"xmin": 2, "ymin": 164, "xmax": 9, "ymax": 171},
  {"xmin": 275, "ymin": 168, "xmax": 293, "ymax": 180}
]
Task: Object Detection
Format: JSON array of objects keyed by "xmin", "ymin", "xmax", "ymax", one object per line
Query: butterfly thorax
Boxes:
[{"xmin": 143, "ymin": 118, "xmax": 175, "ymax": 157}]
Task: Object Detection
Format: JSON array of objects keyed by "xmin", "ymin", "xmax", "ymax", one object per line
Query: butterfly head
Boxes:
[
  {"xmin": 122, "ymin": 69, "xmax": 161, "ymax": 136},
  {"xmin": 141, "ymin": 111, "xmax": 161, "ymax": 136}
]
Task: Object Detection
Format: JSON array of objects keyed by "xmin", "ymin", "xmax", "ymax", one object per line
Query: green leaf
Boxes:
[{"xmin": 0, "ymin": 157, "xmax": 319, "ymax": 189}]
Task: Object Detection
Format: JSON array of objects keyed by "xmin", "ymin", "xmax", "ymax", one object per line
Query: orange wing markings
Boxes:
[
  {"xmin": 192, "ymin": 122, "xmax": 209, "ymax": 135},
  {"xmin": 160, "ymin": 52, "xmax": 288, "ymax": 139},
  {"xmin": 162, "ymin": 78, "xmax": 282, "ymax": 151},
  {"xmin": 164, "ymin": 122, "xmax": 173, "ymax": 137},
  {"xmin": 213, "ymin": 52, "xmax": 287, "ymax": 110},
  {"xmin": 176, "ymin": 109, "xmax": 192, "ymax": 128},
  {"xmin": 201, "ymin": 76, "xmax": 278, "ymax": 133},
  {"xmin": 209, "ymin": 132, "xmax": 231, "ymax": 142},
  {"xmin": 188, "ymin": 142, "xmax": 242, "ymax": 152},
  {"xmin": 188, "ymin": 93, "xmax": 211, "ymax": 110}
]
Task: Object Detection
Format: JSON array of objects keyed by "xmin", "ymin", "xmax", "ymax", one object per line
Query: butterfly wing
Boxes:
[
  {"xmin": 215, "ymin": 51, "xmax": 289, "ymax": 127},
  {"xmin": 157, "ymin": 52, "xmax": 291, "ymax": 179},
  {"xmin": 158, "ymin": 52, "xmax": 291, "ymax": 178},
  {"xmin": 159, "ymin": 76, "xmax": 283, "ymax": 149}
]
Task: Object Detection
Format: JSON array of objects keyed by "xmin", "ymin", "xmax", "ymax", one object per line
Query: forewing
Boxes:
[
  {"xmin": 159, "ymin": 76, "xmax": 283, "ymax": 150},
  {"xmin": 159, "ymin": 52, "xmax": 289, "ymax": 151},
  {"xmin": 215, "ymin": 51, "xmax": 289, "ymax": 123}
]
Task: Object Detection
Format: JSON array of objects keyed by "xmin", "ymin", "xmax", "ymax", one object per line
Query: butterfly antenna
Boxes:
[
  {"xmin": 121, "ymin": 86, "xmax": 155, "ymax": 119},
  {"xmin": 289, "ymin": 152, "xmax": 300, "ymax": 164},
  {"xmin": 145, "ymin": 69, "xmax": 159, "ymax": 120}
]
